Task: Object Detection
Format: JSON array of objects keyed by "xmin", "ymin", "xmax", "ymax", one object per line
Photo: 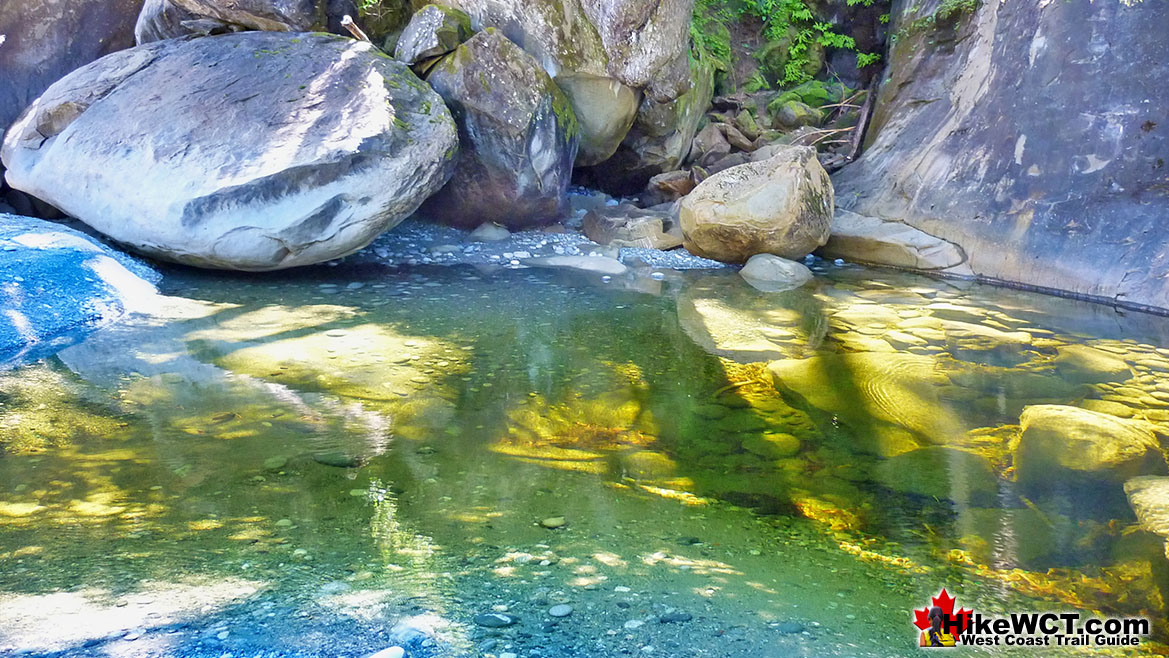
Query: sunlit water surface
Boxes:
[{"xmin": 1, "ymin": 261, "xmax": 1167, "ymax": 657}]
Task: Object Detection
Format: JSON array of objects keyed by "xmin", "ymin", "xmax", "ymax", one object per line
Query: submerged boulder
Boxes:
[
  {"xmin": 681, "ymin": 146, "xmax": 833, "ymax": 263},
  {"xmin": 738, "ymin": 253, "xmax": 813, "ymax": 293},
  {"xmin": 1, "ymin": 32, "xmax": 458, "ymax": 270},
  {"xmin": 1125, "ymin": 476, "xmax": 1169, "ymax": 557},
  {"xmin": 816, "ymin": 209, "xmax": 972, "ymax": 274},
  {"xmin": 135, "ymin": 0, "xmax": 357, "ymax": 43},
  {"xmin": 0, "ymin": 214, "xmax": 159, "ymax": 368},
  {"xmin": 1012, "ymin": 405, "xmax": 1167, "ymax": 487},
  {"xmin": 421, "ymin": 29, "xmax": 578, "ymax": 229}
]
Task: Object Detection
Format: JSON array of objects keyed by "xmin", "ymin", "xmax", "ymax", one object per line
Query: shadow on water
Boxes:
[{"xmin": 3, "ymin": 259, "xmax": 1169, "ymax": 654}]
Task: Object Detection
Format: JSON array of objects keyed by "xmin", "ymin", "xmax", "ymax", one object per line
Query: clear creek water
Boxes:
[{"xmin": 1, "ymin": 259, "xmax": 1167, "ymax": 657}]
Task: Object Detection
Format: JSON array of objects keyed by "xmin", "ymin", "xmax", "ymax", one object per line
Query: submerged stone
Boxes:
[
  {"xmin": 1013, "ymin": 405, "xmax": 1167, "ymax": 487},
  {"xmin": 873, "ymin": 447, "xmax": 999, "ymax": 505}
]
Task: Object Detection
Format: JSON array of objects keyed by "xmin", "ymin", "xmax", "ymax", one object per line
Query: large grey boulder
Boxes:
[
  {"xmin": 1012, "ymin": 405, "xmax": 1167, "ymax": 487},
  {"xmin": 2, "ymin": 32, "xmax": 458, "ymax": 271},
  {"xmin": 0, "ymin": 0, "xmax": 142, "ymax": 144},
  {"xmin": 421, "ymin": 29, "xmax": 578, "ymax": 229},
  {"xmin": 0, "ymin": 214, "xmax": 159, "ymax": 368},
  {"xmin": 428, "ymin": 0, "xmax": 693, "ymax": 164},
  {"xmin": 681, "ymin": 146, "xmax": 833, "ymax": 263},
  {"xmin": 134, "ymin": 0, "xmax": 357, "ymax": 43},
  {"xmin": 832, "ymin": 0, "xmax": 1169, "ymax": 311},
  {"xmin": 393, "ymin": 3, "xmax": 472, "ymax": 65}
]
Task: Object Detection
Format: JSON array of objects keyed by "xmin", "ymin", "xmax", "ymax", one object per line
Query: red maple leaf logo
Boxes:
[{"xmin": 913, "ymin": 588, "xmax": 972, "ymax": 634}]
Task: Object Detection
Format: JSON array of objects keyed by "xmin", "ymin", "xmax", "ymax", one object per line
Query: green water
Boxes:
[{"xmin": 1, "ymin": 262, "xmax": 1167, "ymax": 657}]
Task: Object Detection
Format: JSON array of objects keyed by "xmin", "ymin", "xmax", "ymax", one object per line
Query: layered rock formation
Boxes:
[{"xmin": 833, "ymin": 0, "xmax": 1169, "ymax": 311}]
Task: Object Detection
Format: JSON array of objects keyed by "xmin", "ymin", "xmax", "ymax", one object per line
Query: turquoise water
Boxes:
[{"xmin": 1, "ymin": 261, "xmax": 1166, "ymax": 657}]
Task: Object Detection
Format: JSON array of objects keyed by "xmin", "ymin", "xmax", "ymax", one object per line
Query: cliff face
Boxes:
[{"xmin": 833, "ymin": 0, "xmax": 1169, "ymax": 311}]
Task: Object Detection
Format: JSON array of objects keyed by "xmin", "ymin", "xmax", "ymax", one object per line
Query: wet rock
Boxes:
[
  {"xmin": 739, "ymin": 253, "xmax": 814, "ymax": 293},
  {"xmin": 366, "ymin": 647, "xmax": 406, "ymax": 658},
  {"xmin": 681, "ymin": 146, "xmax": 833, "ymax": 263},
  {"xmin": 619, "ymin": 450, "xmax": 678, "ymax": 480},
  {"xmin": 394, "ymin": 4, "xmax": 473, "ymax": 65},
  {"xmin": 420, "ymin": 29, "xmax": 578, "ymax": 229},
  {"xmin": 816, "ymin": 209, "xmax": 973, "ymax": 274},
  {"xmin": 660, "ymin": 611, "xmax": 692, "ymax": 623},
  {"xmin": 2, "ymin": 33, "xmax": 457, "ymax": 271},
  {"xmin": 582, "ymin": 203, "xmax": 683, "ymax": 250},
  {"xmin": 134, "ymin": 0, "xmax": 356, "ymax": 43},
  {"xmin": 548, "ymin": 604, "xmax": 573, "ymax": 617},
  {"xmin": 473, "ymin": 612, "xmax": 517, "ymax": 628},
  {"xmin": 1013, "ymin": 405, "xmax": 1167, "ymax": 487}
]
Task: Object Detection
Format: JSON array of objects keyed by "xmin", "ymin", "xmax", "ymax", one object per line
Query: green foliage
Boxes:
[{"xmin": 693, "ymin": 0, "xmax": 887, "ymax": 87}]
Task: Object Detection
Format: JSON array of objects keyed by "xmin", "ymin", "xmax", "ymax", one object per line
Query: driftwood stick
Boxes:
[
  {"xmin": 845, "ymin": 83, "xmax": 876, "ymax": 163},
  {"xmin": 341, "ymin": 15, "xmax": 370, "ymax": 42}
]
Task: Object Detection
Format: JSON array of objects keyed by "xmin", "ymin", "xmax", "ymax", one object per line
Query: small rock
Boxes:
[
  {"xmin": 262, "ymin": 455, "xmax": 288, "ymax": 471},
  {"xmin": 473, "ymin": 613, "xmax": 517, "ymax": 628},
  {"xmin": 275, "ymin": 519, "xmax": 293, "ymax": 528},
  {"xmin": 216, "ymin": 630, "xmax": 230, "ymax": 640},
  {"xmin": 659, "ymin": 612, "xmax": 692, "ymax": 623},
  {"xmin": 624, "ymin": 619, "xmax": 645, "ymax": 630},
  {"xmin": 500, "ymin": 653, "xmax": 518, "ymax": 658},
  {"xmin": 469, "ymin": 222, "xmax": 511, "ymax": 242},
  {"xmin": 548, "ymin": 604, "xmax": 573, "ymax": 618},
  {"xmin": 774, "ymin": 621, "xmax": 805, "ymax": 634},
  {"xmin": 539, "ymin": 516, "xmax": 566, "ymax": 529},
  {"xmin": 366, "ymin": 647, "xmax": 406, "ymax": 658}
]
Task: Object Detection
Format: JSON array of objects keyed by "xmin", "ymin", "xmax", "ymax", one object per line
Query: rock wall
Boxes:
[{"xmin": 832, "ymin": 0, "xmax": 1169, "ymax": 312}]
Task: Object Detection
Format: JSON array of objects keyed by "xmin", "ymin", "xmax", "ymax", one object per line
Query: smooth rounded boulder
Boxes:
[
  {"xmin": 421, "ymin": 29, "xmax": 579, "ymax": 229},
  {"xmin": 680, "ymin": 145, "xmax": 833, "ymax": 263},
  {"xmin": 1, "ymin": 32, "xmax": 459, "ymax": 270}
]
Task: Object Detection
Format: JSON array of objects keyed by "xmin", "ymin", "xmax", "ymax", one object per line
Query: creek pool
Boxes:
[{"xmin": 1, "ymin": 259, "xmax": 1167, "ymax": 657}]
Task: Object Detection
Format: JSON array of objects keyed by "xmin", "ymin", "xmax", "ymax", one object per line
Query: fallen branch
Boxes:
[{"xmin": 341, "ymin": 15, "xmax": 370, "ymax": 42}]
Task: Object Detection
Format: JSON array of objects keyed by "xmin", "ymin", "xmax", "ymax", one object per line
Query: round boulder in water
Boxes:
[{"xmin": 1, "ymin": 32, "xmax": 458, "ymax": 270}]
